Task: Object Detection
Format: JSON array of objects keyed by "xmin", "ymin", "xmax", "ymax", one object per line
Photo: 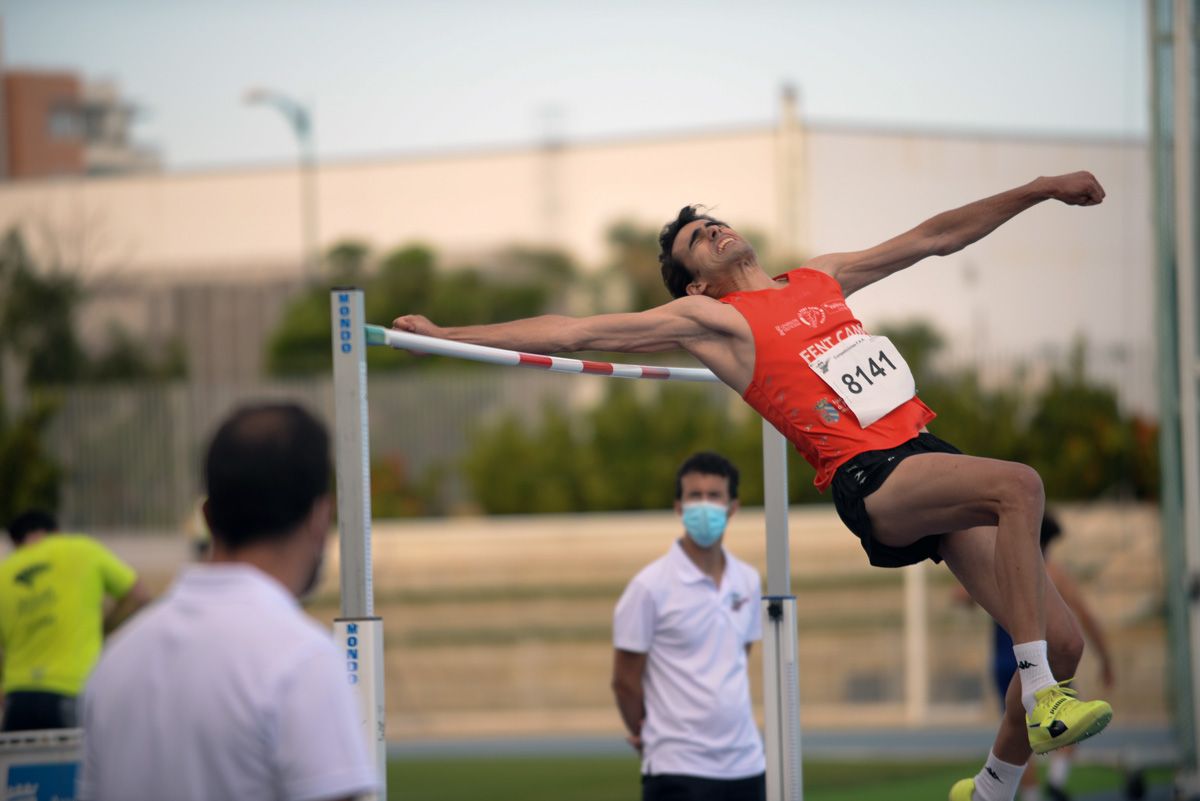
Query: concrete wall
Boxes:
[{"xmin": 101, "ymin": 502, "xmax": 1167, "ymax": 740}]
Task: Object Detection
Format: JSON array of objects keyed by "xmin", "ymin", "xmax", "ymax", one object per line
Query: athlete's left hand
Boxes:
[{"xmin": 1043, "ymin": 171, "xmax": 1106, "ymax": 206}]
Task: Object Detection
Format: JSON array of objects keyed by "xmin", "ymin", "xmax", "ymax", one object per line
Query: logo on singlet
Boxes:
[
  {"xmin": 815, "ymin": 399, "xmax": 840, "ymax": 424},
  {"xmin": 774, "ymin": 318, "xmax": 803, "ymax": 336},
  {"xmin": 797, "ymin": 306, "xmax": 826, "ymax": 327}
]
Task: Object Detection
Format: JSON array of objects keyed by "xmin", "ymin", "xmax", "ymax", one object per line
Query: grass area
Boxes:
[{"xmin": 386, "ymin": 756, "xmax": 1174, "ymax": 801}]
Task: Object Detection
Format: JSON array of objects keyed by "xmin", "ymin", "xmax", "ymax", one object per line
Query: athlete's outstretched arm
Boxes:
[
  {"xmin": 392, "ymin": 295, "xmax": 718, "ymax": 354},
  {"xmin": 808, "ymin": 171, "xmax": 1106, "ymax": 297}
]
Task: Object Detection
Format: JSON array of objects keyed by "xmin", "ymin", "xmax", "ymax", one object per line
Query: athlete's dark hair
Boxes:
[
  {"xmin": 675, "ymin": 451, "xmax": 740, "ymax": 500},
  {"xmin": 204, "ymin": 402, "xmax": 330, "ymax": 549},
  {"xmin": 658, "ymin": 205, "xmax": 726, "ymax": 299},
  {"xmin": 1039, "ymin": 511, "xmax": 1063, "ymax": 552},
  {"xmin": 6, "ymin": 510, "xmax": 58, "ymax": 545}
]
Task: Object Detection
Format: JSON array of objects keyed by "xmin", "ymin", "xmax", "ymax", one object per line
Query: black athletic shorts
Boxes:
[
  {"xmin": 1, "ymin": 691, "xmax": 78, "ymax": 732},
  {"xmin": 642, "ymin": 772, "xmax": 766, "ymax": 801},
  {"xmin": 830, "ymin": 432, "xmax": 963, "ymax": 568}
]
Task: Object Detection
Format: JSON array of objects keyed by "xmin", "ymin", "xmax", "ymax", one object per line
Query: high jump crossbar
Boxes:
[
  {"xmin": 367, "ymin": 325, "xmax": 721, "ymax": 382},
  {"xmin": 332, "ymin": 289, "xmax": 805, "ymax": 801}
]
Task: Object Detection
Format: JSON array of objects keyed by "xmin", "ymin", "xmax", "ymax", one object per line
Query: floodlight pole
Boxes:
[
  {"xmin": 1172, "ymin": 0, "xmax": 1200, "ymax": 793},
  {"xmin": 246, "ymin": 88, "xmax": 321, "ymax": 283}
]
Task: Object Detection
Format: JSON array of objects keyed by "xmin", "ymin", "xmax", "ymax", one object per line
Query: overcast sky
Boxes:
[{"xmin": 6, "ymin": 0, "xmax": 1147, "ymax": 170}]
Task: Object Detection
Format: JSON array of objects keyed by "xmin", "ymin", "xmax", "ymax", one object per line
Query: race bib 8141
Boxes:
[{"xmin": 807, "ymin": 335, "xmax": 916, "ymax": 428}]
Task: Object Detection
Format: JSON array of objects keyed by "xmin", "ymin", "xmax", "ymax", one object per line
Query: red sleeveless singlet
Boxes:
[{"xmin": 719, "ymin": 267, "xmax": 936, "ymax": 490}]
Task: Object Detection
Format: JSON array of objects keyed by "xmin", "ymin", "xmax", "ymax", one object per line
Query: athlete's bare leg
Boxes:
[
  {"xmin": 863, "ymin": 452, "xmax": 1047, "ymax": 643},
  {"xmin": 938, "ymin": 527, "xmax": 1085, "ymax": 765}
]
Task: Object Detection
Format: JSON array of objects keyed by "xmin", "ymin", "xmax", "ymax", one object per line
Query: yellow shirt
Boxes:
[{"xmin": 0, "ymin": 535, "xmax": 137, "ymax": 695}]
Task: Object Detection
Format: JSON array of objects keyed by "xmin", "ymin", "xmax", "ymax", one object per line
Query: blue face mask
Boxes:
[{"xmin": 681, "ymin": 501, "xmax": 728, "ymax": 548}]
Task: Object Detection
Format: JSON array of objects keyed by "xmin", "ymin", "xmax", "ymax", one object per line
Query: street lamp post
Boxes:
[{"xmin": 245, "ymin": 88, "xmax": 320, "ymax": 284}]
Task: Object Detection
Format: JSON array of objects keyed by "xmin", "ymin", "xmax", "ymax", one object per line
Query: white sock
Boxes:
[
  {"xmin": 1047, "ymin": 753, "xmax": 1071, "ymax": 788},
  {"xmin": 973, "ymin": 750, "xmax": 1026, "ymax": 801},
  {"xmin": 1013, "ymin": 640, "xmax": 1057, "ymax": 713},
  {"xmin": 1020, "ymin": 787, "xmax": 1043, "ymax": 801}
]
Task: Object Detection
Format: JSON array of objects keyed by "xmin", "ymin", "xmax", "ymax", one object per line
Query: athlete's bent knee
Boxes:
[{"xmin": 997, "ymin": 463, "xmax": 1045, "ymax": 516}]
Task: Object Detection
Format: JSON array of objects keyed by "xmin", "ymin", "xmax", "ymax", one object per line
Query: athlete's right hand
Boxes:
[
  {"xmin": 391, "ymin": 314, "xmax": 443, "ymax": 338},
  {"xmin": 1042, "ymin": 171, "xmax": 1105, "ymax": 206}
]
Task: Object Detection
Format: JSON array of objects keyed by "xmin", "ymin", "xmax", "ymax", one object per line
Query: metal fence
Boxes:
[{"xmin": 46, "ymin": 368, "xmax": 581, "ymax": 531}]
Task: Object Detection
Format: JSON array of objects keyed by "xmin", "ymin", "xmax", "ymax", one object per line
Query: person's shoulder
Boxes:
[
  {"xmin": 786, "ymin": 264, "xmax": 841, "ymax": 286},
  {"xmin": 184, "ymin": 568, "xmax": 332, "ymax": 660},
  {"xmin": 663, "ymin": 293, "xmax": 742, "ymax": 322},
  {"xmin": 89, "ymin": 596, "xmax": 171, "ymax": 675},
  {"xmin": 271, "ymin": 618, "xmax": 342, "ymax": 687},
  {"xmin": 659, "ymin": 293, "xmax": 718, "ymax": 317},
  {"xmin": 0, "ymin": 544, "xmax": 24, "ymax": 571},
  {"xmin": 54, "ymin": 534, "xmax": 113, "ymax": 557},
  {"xmin": 263, "ymin": 605, "xmax": 339, "ymax": 662},
  {"xmin": 623, "ymin": 549, "xmax": 676, "ymax": 595},
  {"xmin": 636, "ymin": 547, "xmax": 677, "ymax": 580}
]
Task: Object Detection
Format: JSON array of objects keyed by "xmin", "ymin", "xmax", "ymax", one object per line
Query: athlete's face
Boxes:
[{"xmin": 671, "ymin": 218, "xmax": 756, "ymax": 294}]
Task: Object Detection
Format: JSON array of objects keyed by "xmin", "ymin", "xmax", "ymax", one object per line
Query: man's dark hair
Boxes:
[
  {"xmin": 204, "ymin": 403, "xmax": 331, "ymax": 549},
  {"xmin": 6, "ymin": 510, "xmax": 58, "ymax": 546},
  {"xmin": 674, "ymin": 451, "xmax": 740, "ymax": 500},
  {"xmin": 1040, "ymin": 511, "xmax": 1063, "ymax": 552},
  {"xmin": 658, "ymin": 205, "xmax": 725, "ymax": 299}
]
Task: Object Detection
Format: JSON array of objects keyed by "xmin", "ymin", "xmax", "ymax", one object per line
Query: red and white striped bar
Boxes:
[{"xmin": 368, "ymin": 325, "xmax": 720, "ymax": 383}]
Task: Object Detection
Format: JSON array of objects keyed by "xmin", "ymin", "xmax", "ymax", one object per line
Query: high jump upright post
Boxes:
[
  {"xmin": 331, "ymin": 287, "xmax": 806, "ymax": 800},
  {"xmin": 761, "ymin": 420, "xmax": 804, "ymax": 801},
  {"xmin": 330, "ymin": 288, "xmax": 387, "ymax": 800}
]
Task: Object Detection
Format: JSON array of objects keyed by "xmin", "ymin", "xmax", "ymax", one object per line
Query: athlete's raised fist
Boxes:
[{"xmin": 1042, "ymin": 171, "xmax": 1106, "ymax": 207}]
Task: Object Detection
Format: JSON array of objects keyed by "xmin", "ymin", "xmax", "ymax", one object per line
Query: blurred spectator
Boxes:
[
  {"xmin": 79, "ymin": 402, "xmax": 377, "ymax": 801},
  {"xmin": 612, "ymin": 451, "xmax": 765, "ymax": 801},
  {"xmin": 0, "ymin": 509, "xmax": 150, "ymax": 732}
]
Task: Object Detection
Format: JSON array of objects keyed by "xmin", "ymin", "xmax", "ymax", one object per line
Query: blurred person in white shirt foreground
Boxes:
[{"xmin": 79, "ymin": 402, "xmax": 378, "ymax": 801}]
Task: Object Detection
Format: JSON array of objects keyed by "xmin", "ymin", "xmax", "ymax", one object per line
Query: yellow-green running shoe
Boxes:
[
  {"xmin": 1027, "ymin": 680, "xmax": 1113, "ymax": 755},
  {"xmin": 948, "ymin": 777, "xmax": 975, "ymax": 800}
]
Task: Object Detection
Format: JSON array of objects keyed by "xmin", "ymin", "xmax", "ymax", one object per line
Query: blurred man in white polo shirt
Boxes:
[
  {"xmin": 79, "ymin": 402, "xmax": 378, "ymax": 801},
  {"xmin": 612, "ymin": 451, "xmax": 765, "ymax": 801}
]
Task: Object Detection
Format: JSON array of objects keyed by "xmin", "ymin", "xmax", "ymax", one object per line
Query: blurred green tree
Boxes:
[
  {"xmin": 0, "ymin": 228, "xmax": 183, "ymax": 525},
  {"xmin": 369, "ymin": 454, "xmax": 446, "ymax": 518},
  {"xmin": 0, "ymin": 229, "xmax": 186, "ymax": 387},
  {"xmin": 606, "ymin": 222, "xmax": 664, "ymax": 311},
  {"xmin": 267, "ymin": 241, "xmax": 575, "ymax": 376},
  {"xmin": 1024, "ymin": 340, "xmax": 1147, "ymax": 498},
  {"xmin": 0, "ymin": 395, "xmax": 61, "ymax": 525},
  {"xmin": 0, "ymin": 230, "xmax": 87, "ymax": 387},
  {"xmin": 463, "ymin": 381, "xmax": 827, "ymax": 514},
  {"xmin": 459, "ymin": 322, "xmax": 1158, "ymax": 514},
  {"xmin": 87, "ymin": 323, "xmax": 187, "ymax": 383}
]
